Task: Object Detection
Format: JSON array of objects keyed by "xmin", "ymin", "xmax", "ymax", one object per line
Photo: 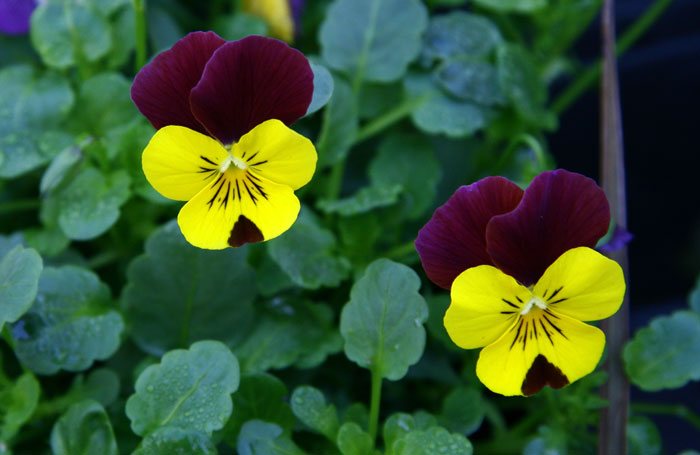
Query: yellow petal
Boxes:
[
  {"xmin": 476, "ymin": 311, "xmax": 605, "ymax": 396},
  {"xmin": 242, "ymin": 0, "xmax": 295, "ymax": 42},
  {"xmin": 533, "ymin": 247, "xmax": 626, "ymax": 322},
  {"xmin": 177, "ymin": 169, "xmax": 300, "ymax": 249},
  {"xmin": 233, "ymin": 119, "xmax": 316, "ymax": 190},
  {"xmin": 142, "ymin": 126, "xmax": 228, "ymax": 201},
  {"xmin": 445, "ymin": 265, "xmax": 531, "ymax": 349}
]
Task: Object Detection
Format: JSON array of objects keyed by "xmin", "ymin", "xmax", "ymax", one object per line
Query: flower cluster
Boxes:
[
  {"xmin": 0, "ymin": 0, "xmax": 37, "ymax": 35},
  {"xmin": 416, "ymin": 170, "xmax": 626, "ymax": 396},
  {"xmin": 132, "ymin": 32, "xmax": 316, "ymax": 249}
]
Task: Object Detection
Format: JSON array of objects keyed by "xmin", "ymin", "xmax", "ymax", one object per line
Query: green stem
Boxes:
[
  {"xmin": 368, "ymin": 367, "xmax": 383, "ymax": 447},
  {"xmin": 325, "ymin": 161, "xmax": 345, "ymax": 201},
  {"xmin": 632, "ymin": 403, "xmax": 700, "ymax": 430},
  {"xmin": 87, "ymin": 250, "xmax": 120, "ymax": 269},
  {"xmin": 354, "ymin": 95, "xmax": 428, "ymax": 145},
  {"xmin": 133, "ymin": 0, "xmax": 147, "ymax": 73},
  {"xmin": 552, "ymin": 0, "xmax": 673, "ymax": 114},
  {"xmin": 0, "ymin": 199, "xmax": 40, "ymax": 215}
]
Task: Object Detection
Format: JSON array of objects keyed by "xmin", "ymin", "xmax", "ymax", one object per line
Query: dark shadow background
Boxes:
[{"xmin": 550, "ymin": 0, "xmax": 700, "ymax": 451}]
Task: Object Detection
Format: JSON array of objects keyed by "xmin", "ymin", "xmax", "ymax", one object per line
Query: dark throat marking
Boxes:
[
  {"xmin": 245, "ymin": 174, "xmax": 269, "ymax": 200},
  {"xmin": 502, "ymin": 298, "xmax": 519, "ymax": 309},
  {"xmin": 228, "ymin": 215, "xmax": 264, "ymax": 247},
  {"xmin": 522, "ymin": 321, "xmax": 528, "ymax": 350},
  {"xmin": 521, "ymin": 354, "xmax": 569, "ymax": 395},
  {"xmin": 509, "ymin": 319, "xmax": 524, "ymax": 350},
  {"xmin": 515, "ymin": 296, "xmax": 524, "ymax": 303},
  {"xmin": 547, "ymin": 286, "xmax": 564, "ymax": 302},
  {"xmin": 200, "ymin": 155, "xmax": 217, "ymax": 166},
  {"xmin": 206, "ymin": 174, "xmax": 226, "ymax": 209},
  {"xmin": 542, "ymin": 314, "xmax": 568, "ymax": 340},
  {"xmin": 539, "ymin": 319, "xmax": 554, "ymax": 345}
]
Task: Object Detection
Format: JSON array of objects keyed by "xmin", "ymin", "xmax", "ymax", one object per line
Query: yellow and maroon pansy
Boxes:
[
  {"xmin": 131, "ymin": 32, "xmax": 316, "ymax": 249},
  {"xmin": 416, "ymin": 170, "xmax": 626, "ymax": 396}
]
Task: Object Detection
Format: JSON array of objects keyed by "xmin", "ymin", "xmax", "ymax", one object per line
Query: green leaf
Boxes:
[
  {"xmin": 392, "ymin": 426, "xmax": 472, "ymax": 455},
  {"xmin": 290, "ymin": 386, "xmax": 339, "ymax": 441},
  {"xmin": 0, "ymin": 65, "xmax": 74, "ymax": 178},
  {"xmin": 71, "ymin": 73, "xmax": 137, "ymax": 136},
  {"xmin": 104, "ymin": 5, "xmax": 136, "ymax": 70},
  {"xmin": 317, "ymin": 77, "xmax": 358, "ymax": 167},
  {"xmin": 404, "ymin": 73, "xmax": 487, "ymax": 138},
  {"xmin": 46, "ymin": 166, "xmax": 131, "ymax": 240},
  {"xmin": 369, "ymin": 133, "xmax": 441, "ymax": 219},
  {"xmin": 306, "ymin": 62, "xmax": 335, "ymax": 116},
  {"xmin": 497, "ymin": 44, "xmax": 555, "ymax": 128},
  {"xmin": 627, "ymin": 416, "xmax": 662, "ymax": 455},
  {"xmin": 10, "ymin": 266, "xmax": 124, "ymax": 375},
  {"xmin": 213, "ymin": 13, "xmax": 268, "ymax": 41},
  {"xmin": 133, "ymin": 427, "xmax": 216, "ymax": 455},
  {"xmin": 40, "ymin": 145, "xmax": 83, "ymax": 195},
  {"xmin": 50, "ymin": 400, "xmax": 118, "ymax": 455},
  {"xmin": 340, "ymin": 259, "xmax": 428, "ymax": 380},
  {"xmin": 320, "ymin": 0, "xmax": 428, "ymax": 83},
  {"xmin": 31, "ymin": 0, "xmax": 112, "ymax": 69},
  {"xmin": 268, "ymin": 209, "xmax": 351, "ymax": 289},
  {"xmin": 623, "ymin": 311, "xmax": 700, "ymax": 391},
  {"xmin": 125, "ymin": 340, "xmax": 240, "ymax": 437},
  {"xmin": 237, "ymin": 420, "xmax": 306, "ymax": 455},
  {"xmin": 439, "ymin": 388, "xmax": 484, "ymax": 436},
  {"xmin": 424, "ymin": 294, "xmax": 457, "ymax": 351},
  {"xmin": 0, "ymin": 372, "xmax": 40, "ymax": 442},
  {"xmin": 436, "ymin": 59, "xmax": 505, "ymax": 106},
  {"xmin": 0, "ymin": 246, "xmax": 42, "ymax": 331},
  {"xmin": 337, "ymin": 422, "xmax": 373, "ymax": 455},
  {"xmin": 358, "ymin": 82, "xmax": 403, "ymax": 120},
  {"xmin": 23, "ymin": 226, "xmax": 71, "ymax": 258},
  {"xmin": 317, "ymin": 184, "xmax": 403, "ymax": 217},
  {"xmin": 223, "ymin": 373, "xmax": 295, "ymax": 445},
  {"xmin": 472, "ymin": 0, "xmax": 547, "ymax": 13},
  {"xmin": 92, "ymin": 0, "xmax": 130, "ymax": 16},
  {"xmin": 0, "ymin": 234, "xmax": 23, "ymax": 258},
  {"xmin": 123, "ymin": 221, "xmax": 256, "ymax": 356},
  {"xmin": 234, "ymin": 300, "xmax": 342, "ymax": 373},
  {"xmin": 532, "ymin": 0, "xmax": 600, "ymax": 57},
  {"xmin": 67, "ymin": 368, "xmax": 121, "ymax": 408},
  {"xmin": 689, "ymin": 275, "xmax": 700, "ymax": 313},
  {"xmin": 383, "ymin": 412, "xmax": 438, "ymax": 453},
  {"xmin": 422, "ymin": 12, "xmax": 502, "ymax": 62}
]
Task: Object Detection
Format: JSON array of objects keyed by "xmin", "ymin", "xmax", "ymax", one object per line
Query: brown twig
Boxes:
[{"xmin": 598, "ymin": 0, "xmax": 630, "ymax": 454}]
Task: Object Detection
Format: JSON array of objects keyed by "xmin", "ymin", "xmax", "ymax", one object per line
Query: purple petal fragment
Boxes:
[
  {"xmin": 0, "ymin": 0, "xmax": 37, "ymax": 35},
  {"xmin": 131, "ymin": 31, "xmax": 225, "ymax": 134},
  {"xmin": 597, "ymin": 225, "xmax": 633, "ymax": 255},
  {"xmin": 486, "ymin": 169, "xmax": 611, "ymax": 286},
  {"xmin": 190, "ymin": 35, "xmax": 313, "ymax": 144},
  {"xmin": 416, "ymin": 177, "xmax": 524, "ymax": 289}
]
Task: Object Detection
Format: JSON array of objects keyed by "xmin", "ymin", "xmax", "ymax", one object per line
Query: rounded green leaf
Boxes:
[
  {"xmin": 125, "ymin": 340, "xmax": 240, "ymax": 437},
  {"xmin": 10, "ymin": 266, "xmax": 124, "ymax": 375},
  {"xmin": 213, "ymin": 13, "xmax": 267, "ymax": 41},
  {"xmin": 319, "ymin": 0, "xmax": 428, "ymax": 82},
  {"xmin": 237, "ymin": 420, "xmax": 306, "ymax": 455},
  {"xmin": 50, "ymin": 400, "xmax": 118, "ymax": 455},
  {"xmin": 473, "ymin": 0, "xmax": 546, "ymax": 13},
  {"xmin": 50, "ymin": 167, "xmax": 131, "ymax": 240},
  {"xmin": 0, "ymin": 372, "xmax": 40, "ymax": 442},
  {"xmin": 0, "ymin": 65, "xmax": 74, "ymax": 178},
  {"xmin": 133, "ymin": 427, "xmax": 216, "ymax": 455},
  {"xmin": 627, "ymin": 416, "xmax": 661, "ymax": 455},
  {"xmin": 439, "ymin": 388, "xmax": 484, "ymax": 436},
  {"xmin": 369, "ymin": 133, "xmax": 441, "ymax": 219},
  {"xmin": 392, "ymin": 426, "xmax": 473, "ymax": 455},
  {"xmin": 436, "ymin": 59, "xmax": 505, "ymax": 106},
  {"xmin": 123, "ymin": 221, "xmax": 256, "ymax": 355},
  {"xmin": 422, "ymin": 12, "xmax": 502, "ymax": 62},
  {"xmin": 291, "ymin": 386, "xmax": 339, "ymax": 441},
  {"xmin": 268, "ymin": 209, "xmax": 351, "ymax": 290},
  {"xmin": 71, "ymin": 72, "xmax": 137, "ymax": 136},
  {"xmin": 0, "ymin": 246, "xmax": 42, "ymax": 330},
  {"xmin": 405, "ymin": 73, "xmax": 487, "ymax": 138},
  {"xmin": 340, "ymin": 259, "xmax": 428, "ymax": 380},
  {"xmin": 337, "ymin": 422, "xmax": 372, "ymax": 455},
  {"xmin": 624, "ymin": 311, "xmax": 700, "ymax": 391},
  {"xmin": 306, "ymin": 62, "xmax": 335, "ymax": 116},
  {"xmin": 317, "ymin": 184, "xmax": 403, "ymax": 217},
  {"xmin": 31, "ymin": 0, "xmax": 112, "ymax": 69},
  {"xmin": 317, "ymin": 77, "xmax": 358, "ymax": 168}
]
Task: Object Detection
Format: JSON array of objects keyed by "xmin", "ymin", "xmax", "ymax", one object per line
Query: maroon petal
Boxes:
[
  {"xmin": 486, "ymin": 169, "xmax": 610, "ymax": 286},
  {"xmin": 416, "ymin": 177, "xmax": 524, "ymax": 289},
  {"xmin": 131, "ymin": 31, "xmax": 225, "ymax": 134},
  {"xmin": 189, "ymin": 35, "xmax": 313, "ymax": 144}
]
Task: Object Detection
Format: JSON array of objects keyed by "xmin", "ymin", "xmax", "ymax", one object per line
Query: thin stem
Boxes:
[
  {"xmin": 598, "ymin": 0, "xmax": 629, "ymax": 453},
  {"xmin": 552, "ymin": 0, "xmax": 673, "ymax": 114},
  {"xmin": 368, "ymin": 367, "xmax": 383, "ymax": 447},
  {"xmin": 353, "ymin": 95, "xmax": 428, "ymax": 145},
  {"xmin": 632, "ymin": 403, "xmax": 700, "ymax": 430},
  {"xmin": 0, "ymin": 199, "xmax": 40, "ymax": 215},
  {"xmin": 133, "ymin": 0, "xmax": 147, "ymax": 73},
  {"xmin": 325, "ymin": 161, "xmax": 345, "ymax": 202},
  {"xmin": 87, "ymin": 250, "xmax": 121, "ymax": 269}
]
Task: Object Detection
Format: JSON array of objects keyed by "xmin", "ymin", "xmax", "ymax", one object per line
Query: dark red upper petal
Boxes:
[
  {"xmin": 189, "ymin": 35, "xmax": 313, "ymax": 144},
  {"xmin": 416, "ymin": 177, "xmax": 524, "ymax": 289},
  {"xmin": 486, "ymin": 169, "xmax": 611, "ymax": 286},
  {"xmin": 131, "ymin": 31, "xmax": 225, "ymax": 134}
]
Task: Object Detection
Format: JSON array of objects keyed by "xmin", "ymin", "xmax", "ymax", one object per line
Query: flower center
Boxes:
[
  {"xmin": 520, "ymin": 296, "xmax": 548, "ymax": 315},
  {"xmin": 219, "ymin": 154, "xmax": 248, "ymax": 173}
]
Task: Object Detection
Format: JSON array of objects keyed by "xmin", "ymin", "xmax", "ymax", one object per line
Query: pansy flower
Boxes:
[
  {"xmin": 242, "ymin": 0, "xmax": 304, "ymax": 43},
  {"xmin": 0, "ymin": 0, "xmax": 37, "ymax": 35},
  {"xmin": 416, "ymin": 170, "xmax": 626, "ymax": 396},
  {"xmin": 132, "ymin": 32, "xmax": 316, "ymax": 249}
]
